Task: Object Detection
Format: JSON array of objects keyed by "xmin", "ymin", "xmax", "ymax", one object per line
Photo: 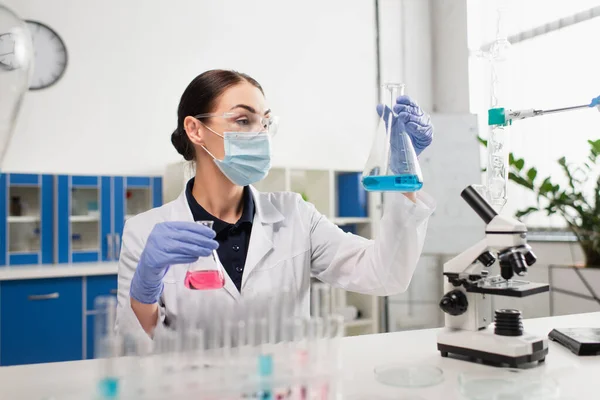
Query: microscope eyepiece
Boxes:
[{"xmin": 461, "ymin": 186, "xmax": 498, "ymax": 224}]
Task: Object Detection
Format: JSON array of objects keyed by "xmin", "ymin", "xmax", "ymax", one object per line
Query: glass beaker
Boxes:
[
  {"xmin": 184, "ymin": 220, "xmax": 225, "ymax": 290},
  {"xmin": 362, "ymin": 83, "xmax": 423, "ymax": 192}
]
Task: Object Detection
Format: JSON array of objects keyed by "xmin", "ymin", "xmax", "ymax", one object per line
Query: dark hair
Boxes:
[{"xmin": 171, "ymin": 69, "xmax": 264, "ymax": 161}]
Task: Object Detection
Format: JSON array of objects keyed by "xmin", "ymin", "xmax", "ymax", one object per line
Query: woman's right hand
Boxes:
[{"xmin": 129, "ymin": 221, "xmax": 218, "ymax": 304}]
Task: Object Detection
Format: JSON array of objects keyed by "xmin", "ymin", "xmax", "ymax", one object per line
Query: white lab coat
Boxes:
[{"xmin": 115, "ymin": 187, "xmax": 435, "ymax": 335}]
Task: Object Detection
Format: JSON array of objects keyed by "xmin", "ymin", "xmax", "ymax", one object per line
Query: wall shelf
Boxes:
[
  {"xmin": 344, "ymin": 318, "xmax": 373, "ymax": 328},
  {"xmin": 7, "ymin": 216, "xmax": 40, "ymax": 223},
  {"xmin": 332, "ymin": 217, "xmax": 371, "ymax": 225},
  {"xmin": 70, "ymin": 215, "xmax": 99, "ymax": 223}
]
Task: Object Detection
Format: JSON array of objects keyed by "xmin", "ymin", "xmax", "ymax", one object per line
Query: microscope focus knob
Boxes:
[{"xmin": 439, "ymin": 290, "xmax": 468, "ymax": 316}]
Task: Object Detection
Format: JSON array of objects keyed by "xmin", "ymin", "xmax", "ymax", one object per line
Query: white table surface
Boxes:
[
  {"xmin": 0, "ymin": 262, "xmax": 118, "ymax": 281},
  {"xmin": 1, "ymin": 312, "xmax": 599, "ymax": 399}
]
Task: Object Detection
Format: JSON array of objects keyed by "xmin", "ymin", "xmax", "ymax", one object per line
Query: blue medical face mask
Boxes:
[{"xmin": 201, "ymin": 126, "xmax": 272, "ymax": 187}]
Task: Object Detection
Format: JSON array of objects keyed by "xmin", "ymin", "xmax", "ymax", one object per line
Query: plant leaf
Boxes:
[
  {"xmin": 516, "ymin": 207, "xmax": 539, "ymax": 218},
  {"xmin": 509, "ymin": 153, "xmax": 515, "ymax": 165},
  {"xmin": 539, "ymin": 178, "xmax": 554, "ymax": 195},
  {"xmin": 526, "ymin": 167, "xmax": 537, "ymax": 183},
  {"xmin": 508, "ymin": 172, "xmax": 534, "ymax": 190},
  {"xmin": 478, "ymin": 136, "xmax": 488, "ymax": 147},
  {"xmin": 514, "ymin": 158, "xmax": 525, "ymax": 171}
]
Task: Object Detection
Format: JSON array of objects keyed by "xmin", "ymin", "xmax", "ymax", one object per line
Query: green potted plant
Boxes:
[
  {"xmin": 502, "ymin": 139, "xmax": 600, "ymax": 268},
  {"xmin": 481, "ymin": 138, "xmax": 600, "ymax": 314}
]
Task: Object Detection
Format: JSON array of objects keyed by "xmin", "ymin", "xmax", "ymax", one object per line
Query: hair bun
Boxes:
[{"xmin": 171, "ymin": 128, "xmax": 194, "ymax": 161}]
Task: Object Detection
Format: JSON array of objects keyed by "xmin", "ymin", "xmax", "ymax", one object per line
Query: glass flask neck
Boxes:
[{"xmin": 380, "ymin": 83, "xmax": 405, "ymax": 108}]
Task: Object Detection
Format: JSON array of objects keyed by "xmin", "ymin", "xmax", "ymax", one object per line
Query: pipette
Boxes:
[{"xmin": 489, "ymin": 95, "xmax": 600, "ymax": 126}]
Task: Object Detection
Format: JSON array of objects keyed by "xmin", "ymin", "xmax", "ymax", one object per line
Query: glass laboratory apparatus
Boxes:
[
  {"xmin": 484, "ymin": 7, "xmax": 512, "ymax": 211},
  {"xmin": 0, "ymin": 5, "xmax": 32, "ymax": 168},
  {"xmin": 94, "ymin": 296, "xmax": 122, "ymax": 399},
  {"xmin": 362, "ymin": 83, "xmax": 423, "ymax": 192},
  {"xmin": 184, "ymin": 220, "xmax": 225, "ymax": 290}
]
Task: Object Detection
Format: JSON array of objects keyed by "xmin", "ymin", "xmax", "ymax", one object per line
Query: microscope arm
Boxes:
[{"xmin": 443, "ymin": 238, "xmax": 488, "ymax": 274}]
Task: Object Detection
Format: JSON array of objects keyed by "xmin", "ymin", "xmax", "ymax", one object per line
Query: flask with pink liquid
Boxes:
[{"xmin": 184, "ymin": 221, "xmax": 225, "ymax": 290}]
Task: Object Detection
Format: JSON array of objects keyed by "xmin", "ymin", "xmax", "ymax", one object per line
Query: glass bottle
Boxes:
[
  {"xmin": 362, "ymin": 83, "xmax": 423, "ymax": 192},
  {"xmin": 184, "ymin": 220, "xmax": 225, "ymax": 290}
]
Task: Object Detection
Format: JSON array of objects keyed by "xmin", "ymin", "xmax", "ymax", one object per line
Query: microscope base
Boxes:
[{"xmin": 437, "ymin": 328, "xmax": 548, "ymax": 368}]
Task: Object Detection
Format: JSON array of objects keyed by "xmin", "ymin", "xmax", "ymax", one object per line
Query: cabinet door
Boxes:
[
  {"xmin": 0, "ymin": 173, "xmax": 54, "ymax": 266},
  {"xmin": 57, "ymin": 175, "xmax": 111, "ymax": 263},
  {"xmin": 0, "ymin": 278, "xmax": 83, "ymax": 366},
  {"xmin": 114, "ymin": 177, "xmax": 162, "ymax": 258},
  {"xmin": 85, "ymin": 275, "xmax": 118, "ymax": 359}
]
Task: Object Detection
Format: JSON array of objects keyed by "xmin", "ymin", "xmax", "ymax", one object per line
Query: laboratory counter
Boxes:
[
  {"xmin": 1, "ymin": 312, "xmax": 599, "ymax": 399},
  {"xmin": 0, "ymin": 262, "xmax": 118, "ymax": 281}
]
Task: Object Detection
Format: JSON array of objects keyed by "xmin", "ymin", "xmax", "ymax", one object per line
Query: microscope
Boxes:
[{"xmin": 436, "ymin": 186, "xmax": 549, "ymax": 368}]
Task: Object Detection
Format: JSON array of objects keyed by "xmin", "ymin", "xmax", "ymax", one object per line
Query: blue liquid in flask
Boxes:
[{"xmin": 362, "ymin": 174, "xmax": 423, "ymax": 192}]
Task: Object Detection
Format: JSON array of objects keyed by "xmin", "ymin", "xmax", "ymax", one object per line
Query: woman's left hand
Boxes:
[
  {"xmin": 376, "ymin": 96, "xmax": 434, "ymax": 156},
  {"xmin": 392, "ymin": 95, "xmax": 433, "ymax": 155}
]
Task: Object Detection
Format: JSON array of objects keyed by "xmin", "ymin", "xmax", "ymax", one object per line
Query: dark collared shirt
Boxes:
[{"xmin": 185, "ymin": 178, "xmax": 254, "ymax": 291}]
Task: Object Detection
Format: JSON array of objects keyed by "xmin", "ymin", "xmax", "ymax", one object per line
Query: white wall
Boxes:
[{"xmin": 3, "ymin": 0, "xmax": 377, "ymax": 175}]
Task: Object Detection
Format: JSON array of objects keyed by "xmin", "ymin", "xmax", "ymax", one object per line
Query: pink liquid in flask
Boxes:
[{"xmin": 184, "ymin": 270, "xmax": 225, "ymax": 290}]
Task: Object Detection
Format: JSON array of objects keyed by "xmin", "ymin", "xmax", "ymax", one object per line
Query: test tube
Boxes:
[
  {"xmin": 327, "ymin": 315, "xmax": 345, "ymax": 372},
  {"xmin": 311, "ymin": 284, "xmax": 321, "ymax": 318},
  {"xmin": 320, "ymin": 284, "xmax": 332, "ymax": 318},
  {"xmin": 184, "ymin": 328, "xmax": 205, "ymax": 370},
  {"xmin": 280, "ymin": 288, "xmax": 294, "ymax": 344},
  {"xmin": 94, "ymin": 296, "xmax": 122, "ymax": 399}
]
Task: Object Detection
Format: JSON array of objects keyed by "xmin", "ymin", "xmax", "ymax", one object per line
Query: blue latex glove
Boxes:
[
  {"xmin": 130, "ymin": 221, "xmax": 219, "ymax": 304},
  {"xmin": 376, "ymin": 95, "xmax": 433, "ymax": 156}
]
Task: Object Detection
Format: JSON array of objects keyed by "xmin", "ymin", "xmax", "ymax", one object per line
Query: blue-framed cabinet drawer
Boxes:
[
  {"xmin": 85, "ymin": 275, "xmax": 118, "ymax": 359},
  {"xmin": 0, "ymin": 173, "xmax": 54, "ymax": 266},
  {"xmin": 0, "ymin": 278, "xmax": 83, "ymax": 366},
  {"xmin": 57, "ymin": 176, "xmax": 162, "ymax": 264}
]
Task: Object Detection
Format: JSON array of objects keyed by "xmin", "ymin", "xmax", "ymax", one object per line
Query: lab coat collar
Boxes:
[{"xmin": 248, "ymin": 185, "xmax": 285, "ymax": 224}]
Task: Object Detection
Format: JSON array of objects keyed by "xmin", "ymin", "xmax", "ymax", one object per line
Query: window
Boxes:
[{"xmin": 467, "ymin": 0, "xmax": 600, "ymax": 228}]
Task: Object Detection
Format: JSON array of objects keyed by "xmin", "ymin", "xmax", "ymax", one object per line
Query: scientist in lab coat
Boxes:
[{"xmin": 116, "ymin": 69, "xmax": 435, "ymax": 335}]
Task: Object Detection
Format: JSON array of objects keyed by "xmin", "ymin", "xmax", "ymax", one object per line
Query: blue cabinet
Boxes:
[
  {"xmin": 57, "ymin": 175, "xmax": 110, "ymax": 264},
  {"xmin": 0, "ymin": 278, "xmax": 83, "ymax": 366},
  {"xmin": 85, "ymin": 275, "xmax": 118, "ymax": 359},
  {"xmin": 337, "ymin": 172, "xmax": 368, "ymax": 217},
  {"xmin": 0, "ymin": 173, "xmax": 54, "ymax": 266},
  {"xmin": 57, "ymin": 175, "xmax": 162, "ymax": 264},
  {"xmin": 1, "ymin": 173, "xmax": 161, "ymax": 265}
]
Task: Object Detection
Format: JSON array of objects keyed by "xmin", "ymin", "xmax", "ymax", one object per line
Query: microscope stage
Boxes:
[
  {"xmin": 466, "ymin": 281, "xmax": 550, "ymax": 297},
  {"xmin": 437, "ymin": 328, "xmax": 548, "ymax": 368}
]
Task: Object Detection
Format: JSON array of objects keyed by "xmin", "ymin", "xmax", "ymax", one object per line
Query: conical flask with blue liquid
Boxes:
[{"xmin": 362, "ymin": 83, "xmax": 423, "ymax": 192}]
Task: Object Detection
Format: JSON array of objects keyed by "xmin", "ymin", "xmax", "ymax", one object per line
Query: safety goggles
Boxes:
[{"xmin": 194, "ymin": 110, "xmax": 279, "ymax": 137}]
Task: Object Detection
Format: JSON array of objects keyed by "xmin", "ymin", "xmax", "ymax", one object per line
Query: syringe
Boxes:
[{"xmin": 489, "ymin": 95, "xmax": 600, "ymax": 126}]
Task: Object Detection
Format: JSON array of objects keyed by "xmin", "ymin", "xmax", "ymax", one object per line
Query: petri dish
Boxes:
[
  {"xmin": 374, "ymin": 364, "xmax": 444, "ymax": 388},
  {"xmin": 458, "ymin": 371, "xmax": 560, "ymax": 400}
]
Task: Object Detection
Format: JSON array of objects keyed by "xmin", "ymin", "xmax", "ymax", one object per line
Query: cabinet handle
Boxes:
[
  {"xmin": 110, "ymin": 289, "xmax": 118, "ymax": 295},
  {"xmin": 28, "ymin": 293, "xmax": 59, "ymax": 301},
  {"xmin": 107, "ymin": 234, "xmax": 114, "ymax": 261},
  {"xmin": 113, "ymin": 233, "xmax": 121, "ymax": 260}
]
